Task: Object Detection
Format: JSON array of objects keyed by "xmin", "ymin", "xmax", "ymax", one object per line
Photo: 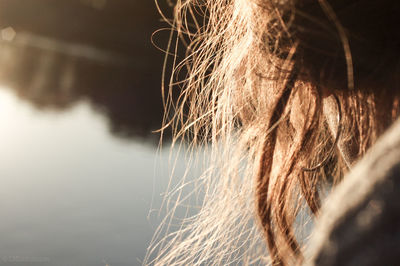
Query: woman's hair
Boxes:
[{"xmin": 146, "ymin": 0, "xmax": 400, "ymax": 265}]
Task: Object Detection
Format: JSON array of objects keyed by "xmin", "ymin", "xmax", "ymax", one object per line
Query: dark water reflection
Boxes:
[
  {"xmin": 0, "ymin": 0, "xmax": 172, "ymax": 140},
  {"xmin": 0, "ymin": 41, "xmax": 165, "ymax": 140},
  {"xmin": 0, "ymin": 1, "xmax": 197, "ymax": 266}
]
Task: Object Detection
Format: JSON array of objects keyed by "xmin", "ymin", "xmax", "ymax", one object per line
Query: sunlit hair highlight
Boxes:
[{"xmin": 145, "ymin": 0, "xmax": 400, "ymax": 265}]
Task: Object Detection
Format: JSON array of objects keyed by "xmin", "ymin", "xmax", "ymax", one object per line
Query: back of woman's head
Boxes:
[{"xmin": 146, "ymin": 1, "xmax": 400, "ymax": 265}]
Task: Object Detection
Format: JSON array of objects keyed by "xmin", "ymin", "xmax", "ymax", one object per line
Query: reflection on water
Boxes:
[
  {"xmin": 0, "ymin": 0, "xmax": 172, "ymax": 140},
  {"xmin": 0, "ymin": 39, "xmax": 165, "ymax": 140},
  {"xmin": 0, "ymin": 88, "xmax": 198, "ymax": 266},
  {"xmin": 0, "ymin": 2, "xmax": 193, "ymax": 265}
]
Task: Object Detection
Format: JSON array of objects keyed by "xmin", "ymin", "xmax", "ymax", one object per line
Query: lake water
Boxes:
[
  {"xmin": 0, "ymin": 87, "xmax": 196, "ymax": 266},
  {"xmin": 0, "ymin": 3, "xmax": 198, "ymax": 264}
]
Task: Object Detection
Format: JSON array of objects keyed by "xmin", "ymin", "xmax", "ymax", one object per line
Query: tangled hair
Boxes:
[{"xmin": 146, "ymin": 0, "xmax": 400, "ymax": 265}]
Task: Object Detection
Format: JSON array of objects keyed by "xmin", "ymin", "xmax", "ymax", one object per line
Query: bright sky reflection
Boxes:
[{"xmin": 0, "ymin": 87, "xmax": 198, "ymax": 266}]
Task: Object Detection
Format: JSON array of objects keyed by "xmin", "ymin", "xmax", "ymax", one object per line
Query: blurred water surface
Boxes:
[
  {"xmin": 0, "ymin": 88, "xmax": 198, "ymax": 266},
  {"xmin": 0, "ymin": 0, "xmax": 173, "ymax": 140},
  {"xmin": 0, "ymin": 1, "xmax": 196, "ymax": 266}
]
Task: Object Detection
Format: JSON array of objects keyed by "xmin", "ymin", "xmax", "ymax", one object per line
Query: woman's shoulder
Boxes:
[{"xmin": 305, "ymin": 118, "xmax": 400, "ymax": 266}]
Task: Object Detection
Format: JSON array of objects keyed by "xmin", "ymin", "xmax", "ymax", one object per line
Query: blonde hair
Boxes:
[{"xmin": 145, "ymin": 0, "xmax": 400, "ymax": 265}]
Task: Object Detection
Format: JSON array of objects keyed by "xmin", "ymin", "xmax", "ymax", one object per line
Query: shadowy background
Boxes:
[
  {"xmin": 0, "ymin": 1, "xmax": 195, "ymax": 266},
  {"xmin": 0, "ymin": 0, "xmax": 172, "ymax": 140}
]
